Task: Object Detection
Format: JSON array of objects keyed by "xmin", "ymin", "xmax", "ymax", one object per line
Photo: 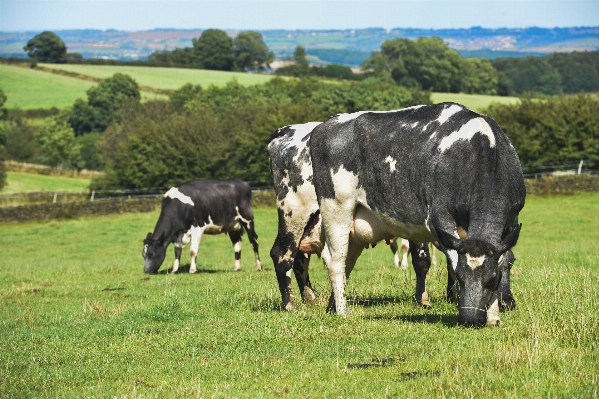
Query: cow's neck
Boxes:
[{"xmin": 152, "ymin": 213, "xmax": 189, "ymax": 246}]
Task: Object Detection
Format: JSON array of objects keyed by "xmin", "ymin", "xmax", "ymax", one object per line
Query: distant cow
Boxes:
[
  {"xmin": 142, "ymin": 179, "xmax": 262, "ymax": 274},
  {"xmin": 310, "ymin": 103, "xmax": 525, "ymax": 326},
  {"xmin": 268, "ymin": 122, "xmax": 433, "ymax": 311}
]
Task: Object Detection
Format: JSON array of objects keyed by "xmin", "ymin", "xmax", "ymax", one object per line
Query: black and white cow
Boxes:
[
  {"xmin": 268, "ymin": 122, "xmax": 433, "ymax": 311},
  {"xmin": 142, "ymin": 179, "xmax": 262, "ymax": 274},
  {"xmin": 310, "ymin": 103, "xmax": 525, "ymax": 326}
]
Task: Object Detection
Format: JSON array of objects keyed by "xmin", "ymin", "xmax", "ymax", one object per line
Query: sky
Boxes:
[{"xmin": 1, "ymin": 0, "xmax": 598, "ymax": 32}]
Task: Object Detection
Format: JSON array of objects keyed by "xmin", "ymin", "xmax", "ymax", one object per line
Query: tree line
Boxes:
[{"xmin": 21, "ymin": 30, "xmax": 599, "ymax": 96}]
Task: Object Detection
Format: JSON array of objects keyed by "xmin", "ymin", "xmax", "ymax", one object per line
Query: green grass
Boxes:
[
  {"xmin": 0, "ymin": 64, "xmax": 166, "ymax": 109},
  {"xmin": 39, "ymin": 63, "xmax": 278, "ymax": 91},
  {"xmin": 2, "ymin": 172, "xmax": 90, "ymax": 193},
  {"xmin": 431, "ymin": 92, "xmax": 520, "ymax": 111},
  {"xmin": 0, "ymin": 193, "xmax": 597, "ymax": 398},
  {"xmin": 0, "ymin": 64, "xmax": 96, "ymax": 109}
]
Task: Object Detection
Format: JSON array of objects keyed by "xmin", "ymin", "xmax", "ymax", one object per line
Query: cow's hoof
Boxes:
[
  {"xmin": 499, "ymin": 297, "xmax": 516, "ymax": 311},
  {"xmin": 301, "ymin": 287, "xmax": 317, "ymax": 303},
  {"xmin": 283, "ymin": 299, "xmax": 296, "ymax": 311},
  {"xmin": 486, "ymin": 318, "xmax": 501, "ymax": 327},
  {"xmin": 416, "ymin": 292, "xmax": 431, "ymax": 308},
  {"xmin": 189, "ymin": 269, "xmax": 197, "ymax": 274},
  {"xmin": 234, "ymin": 268, "xmax": 242, "ymax": 272}
]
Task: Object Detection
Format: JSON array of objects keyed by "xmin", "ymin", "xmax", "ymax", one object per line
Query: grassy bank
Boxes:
[
  {"xmin": 2, "ymin": 172, "xmax": 91, "ymax": 193},
  {"xmin": 0, "ymin": 193, "xmax": 597, "ymax": 397}
]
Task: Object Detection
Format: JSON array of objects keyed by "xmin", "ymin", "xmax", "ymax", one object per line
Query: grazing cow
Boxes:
[
  {"xmin": 268, "ymin": 122, "xmax": 432, "ymax": 311},
  {"xmin": 310, "ymin": 103, "xmax": 525, "ymax": 326},
  {"xmin": 389, "ymin": 238, "xmax": 438, "ymax": 270},
  {"xmin": 142, "ymin": 179, "xmax": 262, "ymax": 274}
]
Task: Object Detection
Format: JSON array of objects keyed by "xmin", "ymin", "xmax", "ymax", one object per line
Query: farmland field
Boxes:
[
  {"xmin": 0, "ymin": 192, "xmax": 597, "ymax": 398},
  {"xmin": 1, "ymin": 62, "xmax": 520, "ymax": 111},
  {"xmin": 431, "ymin": 92, "xmax": 520, "ymax": 111},
  {"xmin": 39, "ymin": 63, "xmax": 278, "ymax": 91},
  {"xmin": 1, "ymin": 172, "xmax": 91, "ymax": 193},
  {"xmin": 0, "ymin": 64, "xmax": 165, "ymax": 109}
]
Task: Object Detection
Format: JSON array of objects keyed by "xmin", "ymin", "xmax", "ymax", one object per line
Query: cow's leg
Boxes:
[
  {"xmin": 389, "ymin": 239, "xmax": 400, "ymax": 268},
  {"xmin": 188, "ymin": 226, "xmax": 202, "ymax": 274},
  {"xmin": 173, "ymin": 244, "xmax": 183, "ymax": 273},
  {"xmin": 242, "ymin": 219, "xmax": 262, "ymax": 271},
  {"xmin": 399, "ymin": 239, "xmax": 410, "ymax": 270},
  {"xmin": 271, "ymin": 230, "xmax": 299, "ymax": 311},
  {"xmin": 446, "ymin": 257, "xmax": 459, "ymax": 304},
  {"xmin": 293, "ymin": 252, "xmax": 316, "ymax": 303},
  {"xmin": 326, "ymin": 238, "xmax": 364, "ymax": 313},
  {"xmin": 497, "ymin": 250, "xmax": 516, "ymax": 311},
  {"xmin": 409, "ymin": 241, "xmax": 431, "ymax": 308},
  {"xmin": 228, "ymin": 231, "xmax": 243, "ymax": 272}
]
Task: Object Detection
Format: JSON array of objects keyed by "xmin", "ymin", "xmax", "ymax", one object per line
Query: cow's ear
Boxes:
[
  {"xmin": 498, "ymin": 224, "xmax": 521, "ymax": 253},
  {"xmin": 146, "ymin": 232, "xmax": 153, "ymax": 239},
  {"xmin": 434, "ymin": 227, "xmax": 461, "ymax": 251}
]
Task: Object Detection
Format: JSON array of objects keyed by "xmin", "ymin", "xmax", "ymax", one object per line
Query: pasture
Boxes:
[
  {"xmin": 1, "ymin": 62, "xmax": 521, "ymax": 112},
  {"xmin": 38, "ymin": 63, "xmax": 278, "ymax": 91},
  {"xmin": 1, "ymin": 172, "xmax": 91, "ymax": 193},
  {"xmin": 0, "ymin": 64, "xmax": 165, "ymax": 109},
  {"xmin": 0, "ymin": 192, "xmax": 597, "ymax": 398},
  {"xmin": 431, "ymin": 92, "xmax": 520, "ymax": 111}
]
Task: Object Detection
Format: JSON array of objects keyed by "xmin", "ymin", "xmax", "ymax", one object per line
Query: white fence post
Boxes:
[
  {"xmin": 578, "ymin": 160, "xmax": 583, "ymax": 175},
  {"xmin": 91, "ymin": 190, "xmax": 95, "ymax": 201},
  {"xmin": 53, "ymin": 192, "xmax": 57, "ymax": 203}
]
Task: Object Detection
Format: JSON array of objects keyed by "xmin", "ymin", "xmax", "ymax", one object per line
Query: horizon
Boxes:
[
  {"xmin": 2, "ymin": 0, "xmax": 598, "ymax": 32},
  {"xmin": 2, "ymin": 24, "xmax": 599, "ymax": 34}
]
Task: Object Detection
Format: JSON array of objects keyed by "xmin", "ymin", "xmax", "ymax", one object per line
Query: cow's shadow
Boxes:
[
  {"xmin": 364, "ymin": 314, "xmax": 459, "ymax": 327},
  {"xmin": 348, "ymin": 295, "xmax": 459, "ymax": 327},
  {"xmin": 157, "ymin": 264, "xmax": 226, "ymax": 275}
]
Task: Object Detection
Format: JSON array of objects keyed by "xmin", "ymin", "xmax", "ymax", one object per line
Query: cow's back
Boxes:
[
  {"xmin": 310, "ymin": 103, "xmax": 526, "ymax": 242},
  {"xmin": 176, "ymin": 178, "xmax": 252, "ymax": 228}
]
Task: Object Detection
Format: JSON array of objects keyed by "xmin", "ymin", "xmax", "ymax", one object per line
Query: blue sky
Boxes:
[{"xmin": 1, "ymin": 0, "xmax": 598, "ymax": 32}]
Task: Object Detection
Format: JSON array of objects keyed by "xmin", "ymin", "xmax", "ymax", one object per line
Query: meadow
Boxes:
[
  {"xmin": 38, "ymin": 63, "xmax": 278, "ymax": 91},
  {"xmin": 0, "ymin": 192, "xmax": 597, "ymax": 398},
  {"xmin": 0, "ymin": 62, "xmax": 520, "ymax": 111},
  {"xmin": 1, "ymin": 172, "xmax": 91, "ymax": 193},
  {"xmin": 0, "ymin": 64, "xmax": 165, "ymax": 109}
]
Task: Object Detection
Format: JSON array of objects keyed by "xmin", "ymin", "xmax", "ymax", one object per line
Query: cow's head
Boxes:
[
  {"xmin": 142, "ymin": 232, "xmax": 167, "ymax": 274},
  {"xmin": 436, "ymin": 224, "xmax": 521, "ymax": 327}
]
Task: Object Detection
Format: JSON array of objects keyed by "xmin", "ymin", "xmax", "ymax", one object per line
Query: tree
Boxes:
[
  {"xmin": 460, "ymin": 58, "xmax": 498, "ymax": 95},
  {"xmin": 193, "ymin": 29, "xmax": 234, "ymax": 71},
  {"xmin": 67, "ymin": 73, "xmax": 140, "ymax": 135},
  {"xmin": 233, "ymin": 31, "xmax": 274, "ymax": 71},
  {"xmin": 362, "ymin": 37, "xmax": 463, "ymax": 92},
  {"xmin": 23, "ymin": 31, "xmax": 67, "ymax": 63},
  {"xmin": 37, "ymin": 116, "xmax": 82, "ymax": 169},
  {"xmin": 0, "ymin": 89, "xmax": 7, "ymax": 120}
]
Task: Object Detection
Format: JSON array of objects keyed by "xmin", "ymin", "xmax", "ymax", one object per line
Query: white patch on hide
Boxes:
[
  {"xmin": 234, "ymin": 241, "xmax": 242, "ymax": 253},
  {"xmin": 438, "ymin": 117, "xmax": 496, "ymax": 153},
  {"xmin": 486, "ymin": 297, "xmax": 501, "ymax": 326},
  {"xmin": 384, "ymin": 156, "xmax": 397, "ymax": 172},
  {"xmin": 437, "ymin": 104, "xmax": 463, "ymax": 124},
  {"xmin": 164, "ymin": 187, "xmax": 194, "ymax": 206},
  {"xmin": 447, "ymin": 249, "xmax": 458, "ymax": 271},
  {"xmin": 333, "ymin": 105, "xmax": 424, "ymax": 125},
  {"xmin": 466, "ymin": 253, "xmax": 486, "ymax": 270}
]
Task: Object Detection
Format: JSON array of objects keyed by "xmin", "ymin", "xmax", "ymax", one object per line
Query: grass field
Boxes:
[
  {"xmin": 1, "ymin": 62, "xmax": 520, "ymax": 111},
  {"xmin": 0, "ymin": 192, "xmax": 597, "ymax": 398},
  {"xmin": 1, "ymin": 172, "xmax": 91, "ymax": 193},
  {"xmin": 431, "ymin": 92, "xmax": 520, "ymax": 111},
  {"xmin": 39, "ymin": 63, "xmax": 278, "ymax": 91},
  {"xmin": 0, "ymin": 64, "xmax": 96, "ymax": 109}
]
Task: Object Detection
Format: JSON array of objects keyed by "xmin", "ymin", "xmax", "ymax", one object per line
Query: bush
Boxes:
[{"xmin": 484, "ymin": 94, "xmax": 599, "ymax": 171}]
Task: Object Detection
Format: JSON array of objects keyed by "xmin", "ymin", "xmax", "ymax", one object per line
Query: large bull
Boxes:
[{"xmin": 310, "ymin": 103, "xmax": 525, "ymax": 326}]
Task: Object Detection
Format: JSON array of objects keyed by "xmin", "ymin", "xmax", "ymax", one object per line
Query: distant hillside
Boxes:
[{"xmin": 2, "ymin": 26, "xmax": 598, "ymax": 66}]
